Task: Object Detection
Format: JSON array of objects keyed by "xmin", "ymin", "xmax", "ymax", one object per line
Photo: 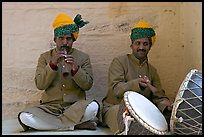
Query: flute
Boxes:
[{"xmin": 60, "ymin": 45, "xmax": 71, "ymax": 77}]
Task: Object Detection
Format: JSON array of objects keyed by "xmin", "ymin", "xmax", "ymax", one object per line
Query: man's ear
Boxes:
[{"xmin": 71, "ymin": 33, "xmax": 75, "ymax": 42}]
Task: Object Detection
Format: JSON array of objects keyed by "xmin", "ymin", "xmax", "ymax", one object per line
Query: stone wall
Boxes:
[{"xmin": 2, "ymin": 2, "xmax": 202, "ymax": 119}]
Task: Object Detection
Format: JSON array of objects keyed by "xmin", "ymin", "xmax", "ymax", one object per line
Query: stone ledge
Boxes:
[{"xmin": 2, "ymin": 119, "xmax": 113, "ymax": 135}]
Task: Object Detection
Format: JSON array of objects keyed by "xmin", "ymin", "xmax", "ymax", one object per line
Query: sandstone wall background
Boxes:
[{"xmin": 2, "ymin": 2, "xmax": 202, "ymax": 119}]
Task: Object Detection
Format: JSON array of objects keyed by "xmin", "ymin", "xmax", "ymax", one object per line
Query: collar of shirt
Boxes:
[{"xmin": 130, "ymin": 53, "xmax": 148, "ymax": 66}]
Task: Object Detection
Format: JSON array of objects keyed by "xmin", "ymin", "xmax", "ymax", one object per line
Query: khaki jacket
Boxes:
[
  {"xmin": 103, "ymin": 53, "xmax": 169, "ymax": 113},
  {"xmin": 35, "ymin": 47, "xmax": 93, "ymax": 104}
]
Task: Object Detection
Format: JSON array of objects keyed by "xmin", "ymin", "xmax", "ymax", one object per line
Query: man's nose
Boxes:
[
  {"xmin": 138, "ymin": 44, "xmax": 145, "ymax": 49},
  {"xmin": 62, "ymin": 39, "xmax": 68, "ymax": 45}
]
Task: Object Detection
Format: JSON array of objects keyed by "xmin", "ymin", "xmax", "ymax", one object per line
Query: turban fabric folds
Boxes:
[
  {"xmin": 130, "ymin": 20, "xmax": 156, "ymax": 46},
  {"xmin": 52, "ymin": 13, "xmax": 89, "ymax": 41}
]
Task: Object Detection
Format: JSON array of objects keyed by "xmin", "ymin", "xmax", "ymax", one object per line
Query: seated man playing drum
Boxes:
[{"xmin": 102, "ymin": 20, "xmax": 173, "ymax": 134}]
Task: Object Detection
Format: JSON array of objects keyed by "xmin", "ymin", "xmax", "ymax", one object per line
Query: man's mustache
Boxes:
[
  {"xmin": 60, "ymin": 45, "xmax": 71, "ymax": 52},
  {"xmin": 137, "ymin": 49, "xmax": 146, "ymax": 52}
]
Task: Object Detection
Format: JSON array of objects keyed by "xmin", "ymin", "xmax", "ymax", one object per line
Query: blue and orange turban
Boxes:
[
  {"xmin": 52, "ymin": 13, "xmax": 89, "ymax": 41},
  {"xmin": 130, "ymin": 20, "xmax": 156, "ymax": 46}
]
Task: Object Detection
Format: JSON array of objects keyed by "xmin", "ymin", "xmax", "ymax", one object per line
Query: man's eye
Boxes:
[
  {"xmin": 143, "ymin": 42, "xmax": 149, "ymax": 46},
  {"xmin": 136, "ymin": 41, "xmax": 141, "ymax": 45}
]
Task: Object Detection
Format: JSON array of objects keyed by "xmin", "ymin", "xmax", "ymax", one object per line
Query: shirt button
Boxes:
[
  {"xmin": 64, "ymin": 93, "xmax": 66, "ymax": 96},
  {"xmin": 62, "ymin": 84, "xmax": 65, "ymax": 87}
]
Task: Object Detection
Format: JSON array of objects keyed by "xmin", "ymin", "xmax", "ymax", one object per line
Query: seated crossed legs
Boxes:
[{"xmin": 18, "ymin": 101, "xmax": 99, "ymax": 131}]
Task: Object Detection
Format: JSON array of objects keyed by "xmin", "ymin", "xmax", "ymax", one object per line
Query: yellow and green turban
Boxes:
[
  {"xmin": 130, "ymin": 20, "xmax": 156, "ymax": 46},
  {"xmin": 52, "ymin": 13, "xmax": 89, "ymax": 41}
]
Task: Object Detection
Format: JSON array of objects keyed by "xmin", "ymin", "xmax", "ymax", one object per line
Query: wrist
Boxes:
[
  {"xmin": 71, "ymin": 66, "xmax": 79, "ymax": 76},
  {"xmin": 49, "ymin": 61, "xmax": 58, "ymax": 71}
]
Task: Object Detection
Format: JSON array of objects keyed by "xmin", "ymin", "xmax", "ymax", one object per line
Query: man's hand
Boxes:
[
  {"xmin": 64, "ymin": 55, "xmax": 78, "ymax": 71},
  {"xmin": 138, "ymin": 75, "xmax": 148, "ymax": 88},
  {"xmin": 50, "ymin": 51, "xmax": 67, "ymax": 65},
  {"xmin": 138, "ymin": 75, "xmax": 158, "ymax": 93},
  {"xmin": 160, "ymin": 98, "xmax": 174, "ymax": 111}
]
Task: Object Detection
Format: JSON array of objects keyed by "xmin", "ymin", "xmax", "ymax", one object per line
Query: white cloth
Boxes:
[
  {"xmin": 19, "ymin": 101, "xmax": 99, "ymax": 130},
  {"xmin": 81, "ymin": 101, "xmax": 99, "ymax": 122},
  {"xmin": 19, "ymin": 112, "xmax": 60, "ymax": 130}
]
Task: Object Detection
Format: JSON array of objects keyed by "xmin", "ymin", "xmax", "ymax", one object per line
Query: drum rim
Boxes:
[
  {"xmin": 170, "ymin": 69, "xmax": 202, "ymax": 134},
  {"xmin": 124, "ymin": 91, "xmax": 168, "ymax": 135}
]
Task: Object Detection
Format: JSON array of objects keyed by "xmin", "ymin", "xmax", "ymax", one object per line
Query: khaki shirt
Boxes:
[
  {"xmin": 103, "ymin": 53, "xmax": 169, "ymax": 112},
  {"xmin": 35, "ymin": 47, "xmax": 93, "ymax": 104}
]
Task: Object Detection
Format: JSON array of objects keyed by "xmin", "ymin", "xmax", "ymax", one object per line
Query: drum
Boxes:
[
  {"xmin": 117, "ymin": 91, "xmax": 168, "ymax": 135},
  {"xmin": 170, "ymin": 69, "xmax": 202, "ymax": 135}
]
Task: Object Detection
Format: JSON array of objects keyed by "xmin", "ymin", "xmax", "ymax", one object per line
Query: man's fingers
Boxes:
[
  {"xmin": 139, "ymin": 82, "xmax": 147, "ymax": 87},
  {"xmin": 139, "ymin": 75, "xmax": 150, "ymax": 83}
]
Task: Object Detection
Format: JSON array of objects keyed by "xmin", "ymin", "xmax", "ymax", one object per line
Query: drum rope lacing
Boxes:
[
  {"xmin": 117, "ymin": 107, "xmax": 134, "ymax": 135},
  {"xmin": 123, "ymin": 108, "xmax": 134, "ymax": 135},
  {"xmin": 170, "ymin": 69, "xmax": 202, "ymax": 135}
]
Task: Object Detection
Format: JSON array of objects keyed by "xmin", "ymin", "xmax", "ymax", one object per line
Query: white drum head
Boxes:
[{"xmin": 124, "ymin": 91, "xmax": 168, "ymax": 134}]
